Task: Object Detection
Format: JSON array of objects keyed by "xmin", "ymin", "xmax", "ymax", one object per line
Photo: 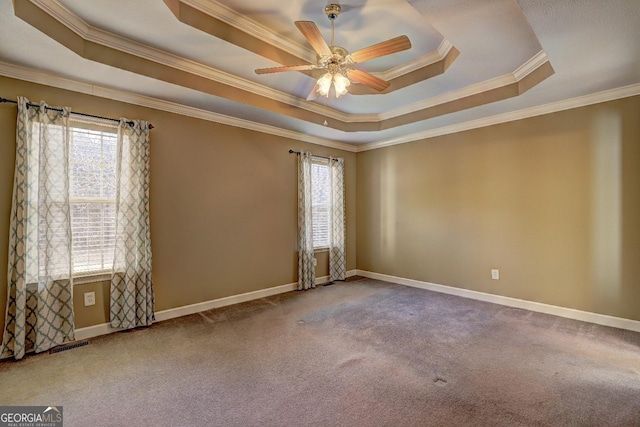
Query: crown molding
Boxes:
[
  {"xmin": 0, "ymin": 61, "xmax": 356, "ymax": 153},
  {"xmin": 183, "ymin": 0, "xmax": 317, "ymax": 63},
  {"xmin": 6, "ymin": 2, "xmax": 557, "ymax": 137},
  {"xmin": 31, "ymin": 0, "xmax": 87, "ymax": 35},
  {"xmin": 29, "ymin": 0, "xmax": 353, "ymax": 122},
  {"xmin": 24, "ymin": 0, "xmax": 472, "ymax": 128},
  {"xmin": 3, "ymin": 60, "xmax": 637, "ymax": 154},
  {"xmin": 379, "ymin": 51, "xmax": 550, "ymax": 121},
  {"xmin": 513, "ymin": 50, "xmax": 549, "ymax": 81},
  {"xmin": 357, "ymin": 83, "xmax": 640, "ymax": 152},
  {"xmin": 16, "ymin": 0, "xmax": 554, "ymax": 133},
  {"xmin": 380, "ymin": 73, "xmax": 517, "ymax": 121},
  {"xmin": 380, "ymin": 39, "xmax": 454, "ymax": 81},
  {"xmin": 25, "ymin": 0, "xmax": 460, "ymax": 125}
]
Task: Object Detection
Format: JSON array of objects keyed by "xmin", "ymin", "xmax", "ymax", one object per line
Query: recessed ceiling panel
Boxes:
[{"xmin": 1, "ymin": 0, "xmax": 637, "ymax": 147}]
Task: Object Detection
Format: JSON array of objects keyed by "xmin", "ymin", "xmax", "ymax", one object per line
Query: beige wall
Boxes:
[
  {"xmin": 1, "ymin": 74, "xmax": 639, "ymax": 335},
  {"xmin": 357, "ymin": 96, "xmax": 640, "ymax": 321},
  {"xmin": 0, "ymin": 76, "xmax": 356, "ymax": 331}
]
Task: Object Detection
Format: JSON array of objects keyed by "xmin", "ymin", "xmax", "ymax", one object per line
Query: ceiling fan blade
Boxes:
[
  {"xmin": 255, "ymin": 64, "xmax": 315, "ymax": 74},
  {"xmin": 295, "ymin": 21, "xmax": 332, "ymax": 57},
  {"xmin": 306, "ymin": 83, "xmax": 320, "ymax": 101},
  {"xmin": 347, "ymin": 69, "xmax": 390, "ymax": 92},
  {"xmin": 349, "ymin": 35, "xmax": 411, "ymax": 64}
]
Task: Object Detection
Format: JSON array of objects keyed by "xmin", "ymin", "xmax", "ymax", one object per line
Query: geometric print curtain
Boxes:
[
  {"xmin": 297, "ymin": 151, "xmax": 316, "ymax": 290},
  {"xmin": 328, "ymin": 157, "xmax": 346, "ymax": 281},
  {"xmin": 1, "ymin": 97, "xmax": 75, "ymax": 360},
  {"xmin": 109, "ymin": 119, "xmax": 155, "ymax": 329}
]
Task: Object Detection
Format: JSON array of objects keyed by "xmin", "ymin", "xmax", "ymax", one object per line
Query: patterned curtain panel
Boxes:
[
  {"xmin": 329, "ymin": 157, "xmax": 346, "ymax": 281},
  {"xmin": 2, "ymin": 97, "xmax": 75, "ymax": 360},
  {"xmin": 297, "ymin": 151, "xmax": 316, "ymax": 290},
  {"xmin": 109, "ymin": 119, "xmax": 155, "ymax": 329}
]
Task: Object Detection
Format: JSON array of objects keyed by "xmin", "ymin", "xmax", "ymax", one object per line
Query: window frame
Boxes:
[
  {"xmin": 68, "ymin": 118, "xmax": 119, "ymax": 283},
  {"xmin": 311, "ymin": 157, "xmax": 331, "ymax": 251}
]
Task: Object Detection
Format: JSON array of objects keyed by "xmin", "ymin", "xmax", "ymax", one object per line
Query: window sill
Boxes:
[
  {"xmin": 74, "ymin": 272, "xmax": 111, "ymax": 285},
  {"xmin": 314, "ymin": 247, "xmax": 329, "ymax": 253}
]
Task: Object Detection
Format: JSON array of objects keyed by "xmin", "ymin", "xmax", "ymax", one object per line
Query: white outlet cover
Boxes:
[
  {"xmin": 84, "ymin": 291, "xmax": 96, "ymax": 306},
  {"xmin": 491, "ymin": 269, "xmax": 500, "ymax": 280}
]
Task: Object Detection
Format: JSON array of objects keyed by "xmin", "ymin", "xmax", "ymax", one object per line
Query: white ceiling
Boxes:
[{"xmin": 1, "ymin": 0, "xmax": 639, "ymax": 149}]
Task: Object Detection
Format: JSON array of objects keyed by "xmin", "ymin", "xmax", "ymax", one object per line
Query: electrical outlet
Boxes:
[
  {"xmin": 84, "ymin": 291, "xmax": 96, "ymax": 306},
  {"xmin": 491, "ymin": 269, "xmax": 500, "ymax": 280}
]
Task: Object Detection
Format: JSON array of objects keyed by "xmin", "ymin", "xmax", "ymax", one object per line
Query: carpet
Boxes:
[{"xmin": 1, "ymin": 277, "xmax": 639, "ymax": 426}]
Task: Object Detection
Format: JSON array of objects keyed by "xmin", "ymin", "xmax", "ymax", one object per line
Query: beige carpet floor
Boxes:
[{"xmin": 1, "ymin": 277, "xmax": 639, "ymax": 426}]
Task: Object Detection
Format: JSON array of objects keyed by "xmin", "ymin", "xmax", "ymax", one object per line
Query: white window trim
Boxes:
[
  {"xmin": 311, "ymin": 158, "xmax": 331, "ymax": 250},
  {"xmin": 74, "ymin": 272, "xmax": 111, "ymax": 285},
  {"xmin": 68, "ymin": 118, "xmax": 118, "ymax": 284}
]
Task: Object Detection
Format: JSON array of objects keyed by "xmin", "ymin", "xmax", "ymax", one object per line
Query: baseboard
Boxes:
[
  {"xmin": 74, "ymin": 323, "xmax": 119, "ymax": 341},
  {"xmin": 356, "ymin": 270, "xmax": 640, "ymax": 333},
  {"xmin": 75, "ymin": 269, "xmax": 357, "ymax": 340}
]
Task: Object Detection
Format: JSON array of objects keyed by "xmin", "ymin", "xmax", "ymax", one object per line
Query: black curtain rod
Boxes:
[
  {"xmin": 289, "ymin": 149, "xmax": 339, "ymax": 161},
  {"xmin": 0, "ymin": 97, "xmax": 154, "ymax": 129}
]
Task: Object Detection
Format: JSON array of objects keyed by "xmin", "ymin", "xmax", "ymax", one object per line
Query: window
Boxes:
[
  {"xmin": 69, "ymin": 122, "xmax": 118, "ymax": 276},
  {"xmin": 311, "ymin": 158, "xmax": 330, "ymax": 249}
]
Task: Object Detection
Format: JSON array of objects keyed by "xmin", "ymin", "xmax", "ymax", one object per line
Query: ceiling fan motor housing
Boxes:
[{"xmin": 325, "ymin": 4, "xmax": 341, "ymax": 20}]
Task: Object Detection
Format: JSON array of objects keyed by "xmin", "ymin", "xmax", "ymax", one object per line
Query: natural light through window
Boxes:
[
  {"xmin": 311, "ymin": 159, "xmax": 330, "ymax": 249},
  {"xmin": 69, "ymin": 123, "xmax": 117, "ymax": 276}
]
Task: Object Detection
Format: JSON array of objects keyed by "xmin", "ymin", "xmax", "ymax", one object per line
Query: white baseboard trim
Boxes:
[
  {"xmin": 75, "ymin": 269, "xmax": 357, "ymax": 340},
  {"xmin": 74, "ymin": 323, "xmax": 119, "ymax": 341},
  {"xmin": 356, "ymin": 270, "xmax": 640, "ymax": 333},
  {"xmin": 154, "ymin": 282, "xmax": 298, "ymax": 323}
]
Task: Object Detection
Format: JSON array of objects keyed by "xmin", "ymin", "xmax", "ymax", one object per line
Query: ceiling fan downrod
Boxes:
[{"xmin": 324, "ymin": 4, "xmax": 341, "ymax": 48}]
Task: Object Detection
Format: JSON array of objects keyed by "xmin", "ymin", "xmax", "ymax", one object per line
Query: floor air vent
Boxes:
[{"xmin": 50, "ymin": 340, "xmax": 89, "ymax": 354}]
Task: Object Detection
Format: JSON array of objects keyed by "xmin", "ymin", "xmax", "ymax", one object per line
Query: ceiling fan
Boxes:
[{"xmin": 254, "ymin": 4, "xmax": 412, "ymax": 98}]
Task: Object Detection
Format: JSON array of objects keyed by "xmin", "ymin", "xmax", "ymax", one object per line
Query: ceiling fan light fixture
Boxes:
[
  {"xmin": 316, "ymin": 72, "xmax": 351, "ymax": 98},
  {"xmin": 317, "ymin": 72, "xmax": 333, "ymax": 97},
  {"xmin": 333, "ymin": 73, "xmax": 351, "ymax": 97}
]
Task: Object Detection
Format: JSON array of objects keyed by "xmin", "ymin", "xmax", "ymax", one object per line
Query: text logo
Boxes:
[{"xmin": 0, "ymin": 406, "xmax": 63, "ymax": 427}]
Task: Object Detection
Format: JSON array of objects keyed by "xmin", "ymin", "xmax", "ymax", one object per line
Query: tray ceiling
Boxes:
[{"xmin": 1, "ymin": 0, "xmax": 639, "ymax": 149}]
